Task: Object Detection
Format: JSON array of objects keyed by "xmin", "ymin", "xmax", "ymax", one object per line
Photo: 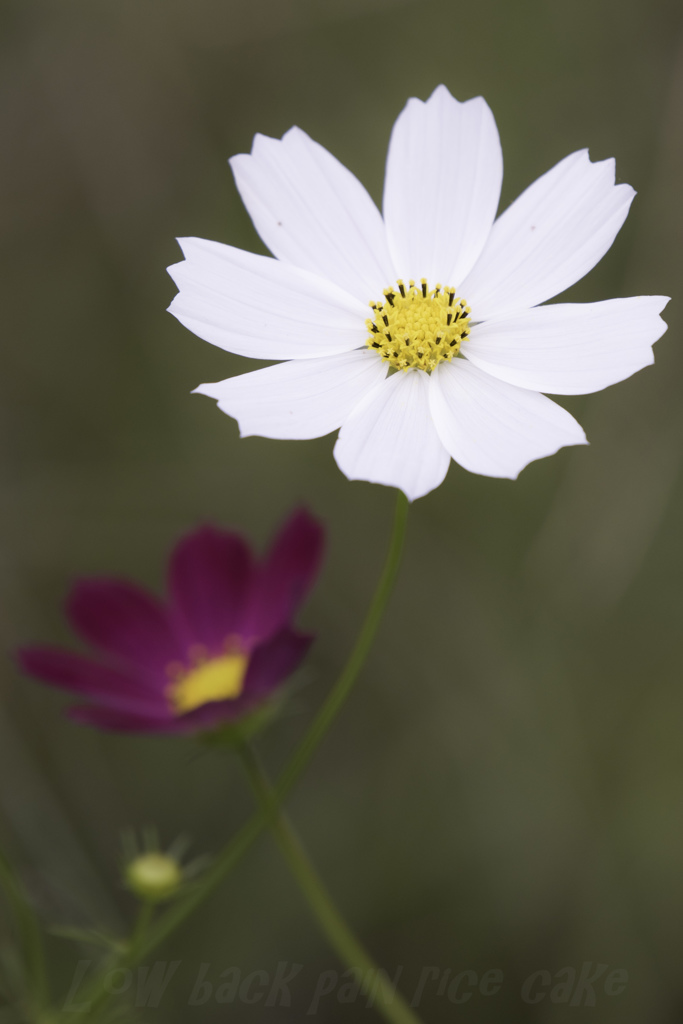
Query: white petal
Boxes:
[
  {"xmin": 464, "ymin": 296, "xmax": 669, "ymax": 394},
  {"xmin": 383, "ymin": 85, "xmax": 503, "ymax": 287},
  {"xmin": 194, "ymin": 349, "xmax": 388, "ymax": 441},
  {"xmin": 230, "ymin": 127, "xmax": 395, "ymax": 303},
  {"xmin": 459, "ymin": 150, "xmax": 635, "ymax": 319},
  {"xmin": 334, "ymin": 370, "xmax": 450, "ymax": 501},
  {"xmin": 429, "ymin": 360, "xmax": 586, "ymax": 479},
  {"xmin": 167, "ymin": 237, "xmax": 368, "ymax": 359}
]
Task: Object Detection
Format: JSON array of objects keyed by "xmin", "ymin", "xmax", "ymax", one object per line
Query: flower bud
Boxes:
[{"xmin": 125, "ymin": 851, "xmax": 183, "ymax": 903}]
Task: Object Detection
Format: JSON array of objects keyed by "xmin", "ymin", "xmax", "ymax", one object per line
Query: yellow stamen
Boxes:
[
  {"xmin": 366, "ymin": 279, "xmax": 471, "ymax": 372},
  {"xmin": 167, "ymin": 650, "xmax": 248, "ymax": 715}
]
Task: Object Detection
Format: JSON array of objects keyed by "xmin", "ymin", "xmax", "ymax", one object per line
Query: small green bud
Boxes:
[{"xmin": 125, "ymin": 852, "xmax": 182, "ymax": 903}]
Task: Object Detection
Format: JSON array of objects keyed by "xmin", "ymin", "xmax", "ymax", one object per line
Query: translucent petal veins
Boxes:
[{"xmin": 366, "ymin": 279, "xmax": 471, "ymax": 372}]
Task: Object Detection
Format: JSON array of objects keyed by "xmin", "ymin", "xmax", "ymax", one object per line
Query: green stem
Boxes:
[
  {"xmin": 58, "ymin": 900, "xmax": 156, "ymax": 1022},
  {"xmin": 127, "ymin": 901, "xmax": 154, "ymax": 957},
  {"xmin": 0, "ymin": 844, "xmax": 48, "ymax": 1014},
  {"xmin": 275, "ymin": 490, "xmax": 410, "ymax": 804},
  {"xmin": 237, "ymin": 741, "xmax": 423, "ymax": 1024},
  {"xmin": 69, "ymin": 490, "xmax": 409, "ymax": 1015}
]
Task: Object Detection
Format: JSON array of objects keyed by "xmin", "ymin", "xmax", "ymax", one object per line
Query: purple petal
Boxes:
[
  {"xmin": 168, "ymin": 526, "xmax": 253, "ymax": 655},
  {"xmin": 68, "ymin": 705, "xmax": 182, "ymax": 732},
  {"xmin": 18, "ymin": 647, "xmax": 169, "ymax": 716},
  {"xmin": 245, "ymin": 509, "xmax": 325, "ymax": 641},
  {"xmin": 243, "ymin": 627, "xmax": 313, "ymax": 703},
  {"xmin": 67, "ymin": 579, "xmax": 182, "ymax": 680}
]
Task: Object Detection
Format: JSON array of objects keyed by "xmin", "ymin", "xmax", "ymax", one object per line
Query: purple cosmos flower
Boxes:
[{"xmin": 18, "ymin": 510, "xmax": 324, "ymax": 734}]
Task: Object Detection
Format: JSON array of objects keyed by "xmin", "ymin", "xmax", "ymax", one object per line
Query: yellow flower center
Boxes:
[
  {"xmin": 366, "ymin": 279, "xmax": 471, "ymax": 372},
  {"xmin": 166, "ymin": 644, "xmax": 249, "ymax": 715}
]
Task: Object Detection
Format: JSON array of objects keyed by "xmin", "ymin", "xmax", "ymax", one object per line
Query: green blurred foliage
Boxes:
[{"xmin": 1, "ymin": 0, "xmax": 683, "ymax": 1019}]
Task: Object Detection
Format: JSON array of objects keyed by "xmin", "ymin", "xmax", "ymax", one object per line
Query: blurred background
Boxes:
[{"xmin": 1, "ymin": 0, "xmax": 683, "ymax": 1019}]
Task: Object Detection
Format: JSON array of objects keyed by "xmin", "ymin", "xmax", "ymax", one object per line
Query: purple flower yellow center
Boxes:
[
  {"xmin": 366, "ymin": 279, "xmax": 471, "ymax": 373},
  {"xmin": 166, "ymin": 644, "xmax": 249, "ymax": 715}
]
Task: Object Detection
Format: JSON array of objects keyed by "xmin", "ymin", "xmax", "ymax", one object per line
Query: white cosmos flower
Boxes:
[{"xmin": 167, "ymin": 85, "xmax": 669, "ymax": 501}]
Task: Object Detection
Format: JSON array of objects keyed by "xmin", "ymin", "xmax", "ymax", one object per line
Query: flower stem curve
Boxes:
[
  {"xmin": 275, "ymin": 489, "xmax": 410, "ymax": 803},
  {"xmin": 237, "ymin": 740, "xmax": 423, "ymax": 1024}
]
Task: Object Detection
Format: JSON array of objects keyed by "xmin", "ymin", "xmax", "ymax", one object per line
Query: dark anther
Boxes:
[
  {"xmin": 421, "ymin": 281, "xmax": 427, "ymax": 298},
  {"xmin": 461, "ymin": 331, "xmax": 469, "ymax": 339},
  {"xmin": 386, "ymin": 331, "xmax": 393, "ymax": 341},
  {"xmin": 398, "ymin": 282, "xmax": 406, "ymax": 297},
  {"xmin": 448, "ymin": 291, "xmax": 455, "ymax": 306},
  {"xmin": 446, "ymin": 313, "xmax": 452, "ymax": 326},
  {"xmin": 370, "ymin": 323, "xmax": 379, "ymax": 333},
  {"xmin": 372, "ymin": 341, "xmax": 381, "ymax": 348},
  {"xmin": 450, "ymin": 340, "xmax": 457, "ymax": 347},
  {"xmin": 382, "ymin": 314, "xmax": 389, "ymax": 326},
  {"xmin": 404, "ymin": 338, "xmax": 410, "ymax": 346},
  {"xmin": 385, "ymin": 291, "xmax": 395, "ymax": 306},
  {"xmin": 393, "ymin": 351, "xmax": 399, "ymax": 358}
]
